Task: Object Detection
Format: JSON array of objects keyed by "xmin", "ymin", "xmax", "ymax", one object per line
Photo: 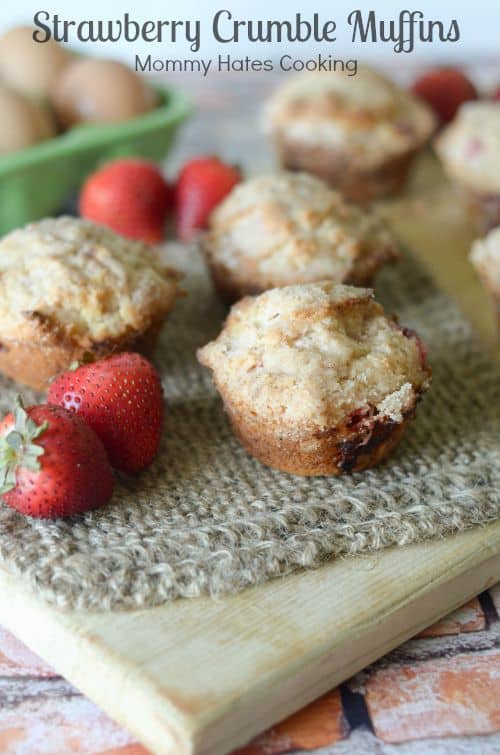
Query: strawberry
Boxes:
[
  {"xmin": 411, "ymin": 68, "xmax": 477, "ymax": 125},
  {"xmin": 175, "ymin": 156, "xmax": 240, "ymax": 242},
  {"xmin": 0, "ymin": 399, "xmax": 113, "ymax": 519},
  {"xmin": 79, "ymin": 158, "xmax": 173, "ymax": 243},
  {"xmin": 48, "ymin": 353, "xmax": 164, "ymax": 474},
  {"xmin": 493, "ymin": 87, "xmax": 500, "ymax": 101}
]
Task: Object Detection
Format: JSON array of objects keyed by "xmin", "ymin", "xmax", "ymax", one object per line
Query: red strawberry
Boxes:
[
  {"xmin": 48, "ymin": 353, "xmax": 164, "ymax": 474},
  {"xmin": 412, "ymin": 68, "xmax": 477, "ymax": 125},
  {"xmin": 493, "ymin": 87, "xmax": 500, "ymax": 101},
  {"xmin": 0, "ymin": 399, "xmax": 113, "ymax": 519},
  {"xmin": 79, "ymin": 158, "xmax": 173, "ymax": 243},
  {"xmin": 175, "ymin": 156, "xmax": 240, "ymax": 242}
]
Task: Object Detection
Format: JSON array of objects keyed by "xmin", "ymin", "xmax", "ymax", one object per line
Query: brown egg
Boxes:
[
  {"xmin": 0, "ymin": 26, "xmax": 71, "ymax": 99},
  {"xmin": 50, "ymin": 58, "xmax": 158, "ymax": 128},
  {"xmin": 0, "ymin": 86, "xmax": 56, "ymax": 155}
]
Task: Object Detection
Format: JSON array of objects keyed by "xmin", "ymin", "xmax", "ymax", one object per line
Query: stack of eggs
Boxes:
[{"xmin": 0, "ymin": 26, "xmax": 157, "ymax": 155}]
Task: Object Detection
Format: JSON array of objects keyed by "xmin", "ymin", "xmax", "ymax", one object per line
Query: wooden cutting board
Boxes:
[{"xmin": 0, "ymin": 156, "xmax": 498, "ymax": 755}]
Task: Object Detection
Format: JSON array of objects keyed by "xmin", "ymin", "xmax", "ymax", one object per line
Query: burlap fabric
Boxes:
[{"xmin": 0, "ymin": 244, "xmax": 498, "ymax": 611}]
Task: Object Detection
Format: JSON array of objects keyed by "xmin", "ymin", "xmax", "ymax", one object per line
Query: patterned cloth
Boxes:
[{"xmin": 0, "ymin": 244, "xmax": 498, "ymax": 610}]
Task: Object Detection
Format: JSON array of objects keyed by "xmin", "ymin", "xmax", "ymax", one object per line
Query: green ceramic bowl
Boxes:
[{"xmin": 0, "ymin": 85, "xmax": 191, "ymax": 236}]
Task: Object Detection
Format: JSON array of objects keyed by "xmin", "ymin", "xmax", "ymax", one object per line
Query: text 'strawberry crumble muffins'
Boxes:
[
  {"xmin": 202, "ymin": 172, "xmax": 400, "ymax": 303},
  {"xmin": 263, "ymin": 66, "xmax": 436, "ymax": 203},
  {"xmin": 435, "ymin": 102, "xmax": 500, "ymax": 232},
  {"xmin": 0, "ymin": 216, "xmax": 180, "ymax": 391},
  {"xmin": 470, "ymin": 226, "xmax": 500, "ymax": 327},
  {"xmin": 198, "ymin": 281, "xmax": 431, "ymax": 476}
]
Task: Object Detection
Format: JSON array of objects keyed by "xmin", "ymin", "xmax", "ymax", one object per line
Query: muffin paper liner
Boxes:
[{"xmin": 0, "ymin": 244, "xmax": 498, "ymax": 611}]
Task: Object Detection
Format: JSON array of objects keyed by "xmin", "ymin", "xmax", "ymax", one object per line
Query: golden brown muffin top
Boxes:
[
  {"xmin": 204, "ymin": 172, "xmax": 399, "ymax": 289},
  {"xmin": 198, "ymin": 281, "xmax": 430, "ymax": 429},
  {"xmin": 0, "ymin": 216, "xmax": 179, "ymax": 346},
  {"xmin": 264, "ymin": 67, "xmax": 436, "ymax": 169},
  {"xmin": 470, "ymin": 225, "xmax": 500, "ymax": 293},
  {"xmin": 436, "ymin": 102, "xmax": 500, "ymax": 194}
]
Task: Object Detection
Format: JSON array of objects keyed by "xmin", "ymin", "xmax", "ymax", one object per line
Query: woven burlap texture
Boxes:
[{"xmin": 0, "ymin": 244, "xmax": 498, "ymax": 611}]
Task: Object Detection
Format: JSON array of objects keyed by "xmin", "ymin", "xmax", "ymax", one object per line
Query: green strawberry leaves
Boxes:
[{"xmin": 0, "ymin": 397, "xmax": 47, "ymax": 495}]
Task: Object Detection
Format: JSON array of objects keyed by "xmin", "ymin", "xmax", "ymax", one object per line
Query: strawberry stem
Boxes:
[{"xmin": 0, "ymin": 397, "xmax": 47, "ymax": 495}]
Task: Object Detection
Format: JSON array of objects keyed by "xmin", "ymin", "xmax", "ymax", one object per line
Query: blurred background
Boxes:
[{"xmin": 1, "ymin": 0, "xmax": 500, "ymax": 66}]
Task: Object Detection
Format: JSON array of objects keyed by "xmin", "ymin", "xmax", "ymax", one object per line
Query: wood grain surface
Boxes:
[
  {"xmin": 0, "ymin": 69, "xmax": 498, "ymax": 755},
  {"xmin": 0, "ymin": 516, "xmax": 499, "ymax": 754}
]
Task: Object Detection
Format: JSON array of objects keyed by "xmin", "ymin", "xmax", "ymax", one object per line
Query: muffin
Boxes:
[
  {"xmin": 263, "ymin": 67, "xmax": 436, "ymax": 202},
  {"xmin": 470, "ymin": 226, "xmax": 500, "ymax": 326},
  {"xmin": 198, "ymin": 282, "xmax": 431, "ymax": 476},
  {"xmin": 202, "ymin": 172, "xmax": 400, "ymax": 303},
  {"xmin": 435, "ymin": 102, "xmax": 500, "ymax": 232},
  {"xmin": 0, "ymin": 217, "xmax": 180, "ymax": 391}
]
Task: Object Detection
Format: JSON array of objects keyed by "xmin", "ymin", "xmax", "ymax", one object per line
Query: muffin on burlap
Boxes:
[
  {"xmin": 198, "ymin": 282, "xmax": 431, "ymax": 476},
  {"xmin": 202, "ymin": 172, "xmax": 400, "ymax": 303},
  {"xmin": 470, "ymin": 226, "xmax": 500, "ymax": 326},
  {"xmin": 435, "ymin": 102, "xmax": 500, "ymax": 232},
  {"xmin": 0, "ymin": 216, "xmax": 180, "ymax": 391},
  {"xmin": 263, "ymin": 67, "xmax": 436, "ymax": 202}
]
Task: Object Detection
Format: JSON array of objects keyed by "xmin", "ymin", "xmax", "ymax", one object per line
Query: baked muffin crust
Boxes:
[
  {"xmin": 264, "ymin": 67, "xmax": 436, "ymax": 172},
  {"xmin": 471, "ymin": 227, "xmax": 500, "ymax": 289},
  {"xmin": 470, "ymin": 227, "xmax": 500, "ymax": 324},
  {"xmin": 203, "ymin": 172, "xmax": 399, "ymax": 301},
  {"xmin": 0, "ymin": 217, "xmax": 180, "ymax": 389},
  {"xmin": 436, "ymin": 103, "xmax": 500, "ymax": 194},
  {"xmin": 198, "ymin": 282, "xmax": 431, "ymax": 475}
]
